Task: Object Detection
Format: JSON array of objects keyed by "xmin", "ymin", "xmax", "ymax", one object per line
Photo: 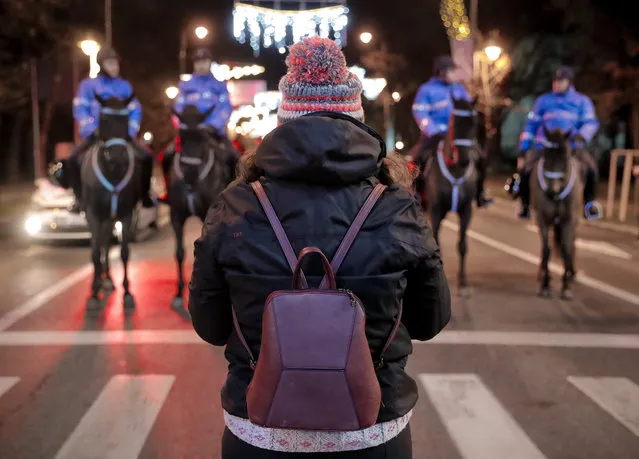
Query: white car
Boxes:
[{"xmin": 24, "ymin": 178, "xmax": 160, "ymax": 242}]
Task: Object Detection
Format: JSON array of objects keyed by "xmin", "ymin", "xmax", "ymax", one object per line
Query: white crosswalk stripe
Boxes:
[
  {"xmin": 418, "ymin": 373, "xmax": 548, "ymax": 459},
  {"xmin": 53, "ymin": 375, "xmax": 175, "ymax": 459},
  {"xmin": 1, "ymin": 372, "xmax": 639, "ymax": 458},
  {"xmin": 0, "ymin": 376, "xmax": 19, "ymax": 399},
  {"xmin": 568, "ymin": 376, "xmax": 639, "ymax": 438}
]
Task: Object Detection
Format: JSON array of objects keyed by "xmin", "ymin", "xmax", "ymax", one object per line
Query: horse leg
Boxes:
[
  {"xmin": 120, "ymin": 214, "xmax": 135, "ymax": 309},
  {"xmin": 86, "ymin": 211, "xmax": 102, "ymax": 310},
  {"xmin": 171, "ymin": 212, "xmax": 187, "ymax": 310},
  {"xmin": 101, "ymin": 221, "xmax": 115, "ymax": 291},
  {"xmin": 458, "ymin": 204, "xmax": 472, "ymax": 298},
  {"xmin": 560, "ymin": 220, "xmax": 576, "ymax": 300},
  {"xmin": 538, "ymin": 223, "xmax": 551, "ymax": 298},
  {"xmin": 430, "ymin": 208, "xmax": 444, "ymax": 251}
]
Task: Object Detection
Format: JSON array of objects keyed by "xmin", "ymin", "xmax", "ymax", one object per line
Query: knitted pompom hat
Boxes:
[{"xmin": 277, "ymin": 36, "xmax": 364, "ymax": 124}]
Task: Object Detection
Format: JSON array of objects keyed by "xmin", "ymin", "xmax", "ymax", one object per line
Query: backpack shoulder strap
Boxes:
[
  {"xmin": 319, "ymin": 184, "xmax": 387, "ymax": 289},
  {"xmin": 233, "ymin": 180, "xmax": 309, "ymax": 369},
  {"xmin": 318, "ymin": 183, "xmax": 400, "ymax": 369},
  {"xmin": 251, "ymin": 180, "xmax": 307, "ymax": 288}
]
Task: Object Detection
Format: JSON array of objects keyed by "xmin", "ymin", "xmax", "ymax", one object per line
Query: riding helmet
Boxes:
[
  {"xmin": 433, "ymin": 55, "xmax": 457, "ymax": 76},
  {"xmin": 97, "ymin": 47, "xmax": 120, "ymax": 65},
  {"xmin": 554, "ymin": 66, "xmax": 574, "ymax": 82},
  {"xmin": 192, "ymin": 48, "xmax": 213, "ymax": 61}
]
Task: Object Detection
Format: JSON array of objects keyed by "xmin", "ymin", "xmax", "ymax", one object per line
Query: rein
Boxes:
[
  {"xmin": 537, "ymin": 157, "xmax": 577, "ymax": 201},
  {"xmin": 434, "ymin": 106, "xmax": 477, "ymax": 213},
  {"xmin": 91, "ymin": 138, "xmax": 135, "ymax": 218}
]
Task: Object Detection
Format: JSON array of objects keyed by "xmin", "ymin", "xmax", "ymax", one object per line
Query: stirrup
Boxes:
[{"xmin": 584, "ymin": 201, "xmax": 603, "ymax": 221}]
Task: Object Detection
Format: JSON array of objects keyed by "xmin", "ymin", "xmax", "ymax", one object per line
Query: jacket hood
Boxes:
[{"xmin": 255, "ymin": 112, "xmax": 386, "ymax": 185}]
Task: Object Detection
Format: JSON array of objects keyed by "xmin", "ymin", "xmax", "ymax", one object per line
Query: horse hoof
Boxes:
[
  {"xmin": 459, "ymin": 287, "xmax": 470, "ymax": 299},
  {"xmin": 123, "ymin": 294, "xmax": 136, "ymax": 309},
  {"xmin": 86, "ymin": 297, "xmax": 101, "ymax": 311},
  {"xmin": 171, "ymin": 297, "xmax": 184, "ymax": 310},
  {"xmin": 539, "ymin": 288, "xmax": 551, "ymax": 298},
  {"xmin": 561, "ymin": 289, "xmax": 573, "ymax": 301},
  {"xmin": 102, "ymin": 278, "xmax": 115, "ymax": 291}
]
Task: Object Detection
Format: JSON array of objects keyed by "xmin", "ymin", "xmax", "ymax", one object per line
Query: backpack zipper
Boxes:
[{"xmin": 339, "ymin": 289, "xmax": 358, "ymax": 308}]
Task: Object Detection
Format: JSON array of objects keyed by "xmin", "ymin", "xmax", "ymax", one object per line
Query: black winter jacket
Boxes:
[{"xmin": 189, "ymin": 114, "xmax": 451, "ymax": 423}]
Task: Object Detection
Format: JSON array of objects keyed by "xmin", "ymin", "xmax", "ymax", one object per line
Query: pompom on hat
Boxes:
[{"xmin": 278, "ymin": 36, "xmax": 364, "ymax": 124}]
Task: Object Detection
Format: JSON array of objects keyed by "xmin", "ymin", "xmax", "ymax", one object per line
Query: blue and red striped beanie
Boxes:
[{"xmin": 278, "ymin": 36, "xmax": 364, "ymax": 124}]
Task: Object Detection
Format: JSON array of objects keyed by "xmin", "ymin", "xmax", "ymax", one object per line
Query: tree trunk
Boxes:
[
  {"xmin": 7, "ymin": 110, "xmax": 27, "ymax": 182},
  {"xmin": 39, "ymin": 47, "xmax": 62, "ymax": 165},
  {"xmin": 631, "ymin": 104, "xmax": 639, "ymax": 149}
]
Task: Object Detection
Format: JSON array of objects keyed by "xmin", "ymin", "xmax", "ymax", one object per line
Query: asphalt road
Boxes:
[{"xmin": 0, "ymin": 199, "xmax": 638, "ymax": 458}]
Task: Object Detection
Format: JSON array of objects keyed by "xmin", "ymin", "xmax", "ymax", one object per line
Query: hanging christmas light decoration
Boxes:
[
  {"xmin": 440, "ymin": 0, "xmax": 471, "ymax": 41},
  {"xmin": 233, "ymin": 1, "xmax": 349, "ymax": 56}
]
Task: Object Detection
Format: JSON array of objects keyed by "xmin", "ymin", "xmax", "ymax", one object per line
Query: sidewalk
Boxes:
[{"xmin": 485, "ymin": 176, "xmax": 639, "ymax": 236}]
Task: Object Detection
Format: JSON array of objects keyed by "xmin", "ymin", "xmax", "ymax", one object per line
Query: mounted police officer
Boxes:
[
  {"xmin": 514, "ymin": 66, "xmax": 602, "ymax": 220},
  {"xmin": 411, "ymin": 55, "xmax": 493, "ymax": 208},
  {"xmin": 161, "ymin": 47, "xmax": 233, "ymax": 194},
  {"xmin": 69, "ymin": 47, "xmax": 155, "ymax": 213}
]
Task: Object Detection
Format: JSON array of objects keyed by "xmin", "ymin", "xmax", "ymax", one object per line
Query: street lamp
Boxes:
[
  {"xmin": 79, "ymin": 39, "xmax": 101, "ymax": 78},
  {"xmin": 194, "ymin": 26, "xmax": 209, "ymax": 40},
  {"xmin": 166, "ymin": 86, "xmax": 179, "ymax": 100},
  {"xmin": 392, "ymin": 91, "xmax": 401, "ymax": 103},
  {"xmin": 180, "ymin": 24, "xmax": 211, "ymax": 75},
  {"xmin": 484, "ymin": 45, "xmax": 502, "ymax": 62},
  {"xmin": 360, "ymin": 32, "xmax": 373, "ymax": 44}
]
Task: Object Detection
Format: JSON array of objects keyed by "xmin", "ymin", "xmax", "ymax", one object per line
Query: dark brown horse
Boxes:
[
  {"xmin": 532, "ymin": 128, "xmax": 582, "ymax": 299},
  {"xmin": 424, "ymin": 97, "xmax": 479, "ymax": 298},
  {"xmin": 81, "ymin": 93, "xmax": 140, "ymax": 310},
  {"xmin": 167, "ymin": 105, "xmax": 237, "ymax": 310}
]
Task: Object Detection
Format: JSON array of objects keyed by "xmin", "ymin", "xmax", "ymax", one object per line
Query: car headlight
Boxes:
[{"xmin": 25, "ymin": 215, "xmax": 42, "ymax": 236}]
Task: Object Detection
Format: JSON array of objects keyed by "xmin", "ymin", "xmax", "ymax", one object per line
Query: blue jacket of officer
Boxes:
[
  {"xmin": 412, "ymin": 77, "xmax": 471, "ymax": 138},
  {"xmin": 73, "ymin": 74, "xmax": 142, "ymax": 139},
  {"xmin": 174, "ymin": 74, "xmax": 232, "ymax": 135},
  {"xmin": 519, "ymin": 87, "xmax": 599, "ymax": 154}
]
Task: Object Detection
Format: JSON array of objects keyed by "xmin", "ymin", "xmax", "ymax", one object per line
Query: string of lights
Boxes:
[
  {"xmin": 440, "ymin": 0, "xmax": 471, "ymax": 41},
  {"xmin": 233, "ymin": 1, "xmax": 349, "ymax": 56}
]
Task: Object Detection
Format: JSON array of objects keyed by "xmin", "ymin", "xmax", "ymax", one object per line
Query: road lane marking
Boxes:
[
  {"xmin": 419, "ymin": 373, "xmax": 547, "ymax": 459},
  {"xmin": 443, "ymin": 220, "xmax": 639, "ymax": 307},
  {"xmin": 0, "ymin": 376, "xmax": 19, "ymax": 399},
  {"xmin": 2, "ymin": 329, "xmax": 639, "ymax": 348},
  {"xmin": 54, "ymin": 374, "xmax": 174, "ymax": 459},
  {"xmin": 0, "ymin": 248, "xmax": 118, "ymax": 332},
  {"xmin": 492, "ymin": 196, "xmax": 639, "ymax": 236},
  {"xmin": 568, "ymin": 376, "xmax": 639, "ymax": 437},
  {"xmin": 427, "ymin": 331, "xmax": 639, "ymax": 348},
  {"xmin": 524, "ymin": 225, "xmax": 632, "ymax": 260}
]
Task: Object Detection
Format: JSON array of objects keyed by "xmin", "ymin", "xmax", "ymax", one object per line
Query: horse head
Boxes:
[
  {"xmin": 94, "ymin": 91, "xmax": 134, "ymax": 142},
  {"xmin": 173, "ymin": 104, "xmax": 215, "ymax": 134},
  {"xmin": 444, "ymin": 97, "xmax": 477, "ymax": 167},
  {"xmin": 540, "ymin": 127, "xmax": 573, "ymax": 199},
  {"xmin": 173, "ymin": 104, "xmax": 216, "ymax": 162}
]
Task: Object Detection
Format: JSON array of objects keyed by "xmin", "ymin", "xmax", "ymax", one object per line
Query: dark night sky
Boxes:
[{"xmin": 74, "ymin": 0, "xmax": 546, "ymax": 89}]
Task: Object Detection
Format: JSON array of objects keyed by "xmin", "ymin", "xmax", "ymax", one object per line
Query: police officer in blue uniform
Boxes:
[
  {"xmin": 161, "ymin": 48, "xmax": 233, "ymax": 187},
  {"xmin": 69, "ymin": 47, "xmax": 154, "ymax": 213},
  {"xmin": 515, "ymin": 66, "xmax": 602, "ymax": 220},
  {"xmin": 411, "ymin": 56, "xmax": 493, "ymax": 208}
]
